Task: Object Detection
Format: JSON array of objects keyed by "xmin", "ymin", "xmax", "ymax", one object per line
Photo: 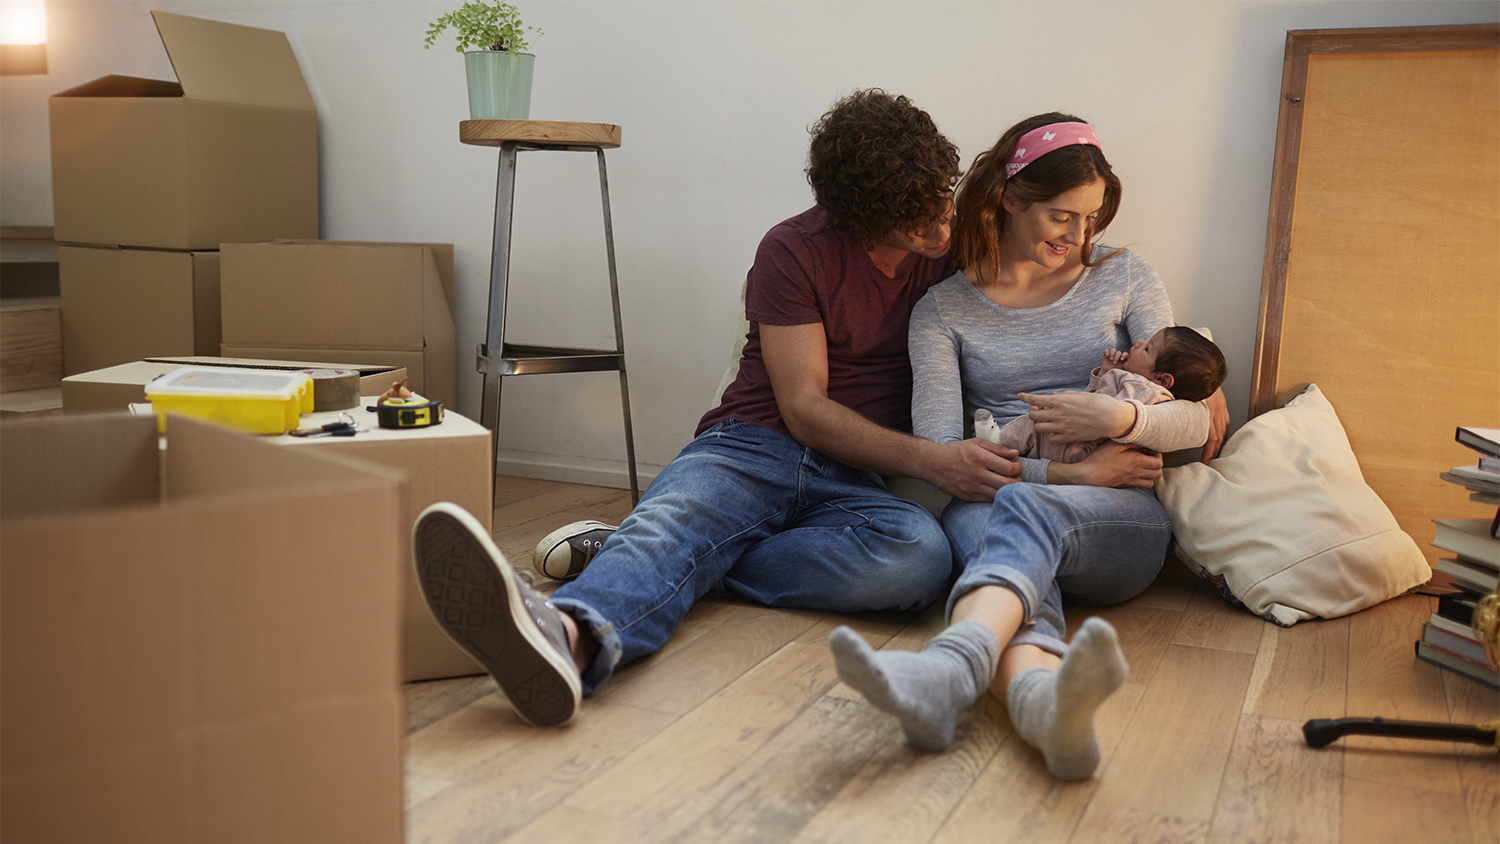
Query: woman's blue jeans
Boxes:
[
  {"xmin": 941, "ymin": 484, "xmax": 1171, "ymax": 657},
  {"xmin": 551, "ymin": 419, "xmax": 953, "ymax": 693}
]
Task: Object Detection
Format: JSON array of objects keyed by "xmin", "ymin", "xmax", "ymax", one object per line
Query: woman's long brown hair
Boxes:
[{"xmin": 952, "ymin": 112, "xmax": 1123, "ymax": 284}]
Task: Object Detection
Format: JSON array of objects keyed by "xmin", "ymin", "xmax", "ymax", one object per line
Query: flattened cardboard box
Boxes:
[
  {"xmin": 60, "ymin": 245, "xmax": 221, "ymax": 376},
  {"xmin": 62, "ymin": 356, "xmax": 408, "ymax": 415},
  {"xmin": 275, "ymin": 399, "xmax": 493, "ymax": 681},
  {"xmin": 49, "ymin": 12, "xmax": 317, "ymax": 250},
  {"xmin": 221, "ymin": 344, "xmax": 454, "ymax": 412},
  {"xmin": 0, "ymin": 414, "xmax": 404, "ymax": 844}
]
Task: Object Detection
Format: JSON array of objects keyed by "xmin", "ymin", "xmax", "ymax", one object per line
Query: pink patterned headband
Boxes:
[{"xmin": 1004, "ymin": 122, "xmax": 1102, "ymax": 179}]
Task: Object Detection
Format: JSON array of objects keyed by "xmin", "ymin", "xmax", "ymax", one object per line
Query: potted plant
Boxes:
[{"xmin": 424, "ymin": 1, "xmax": 543, "ymax": 120}]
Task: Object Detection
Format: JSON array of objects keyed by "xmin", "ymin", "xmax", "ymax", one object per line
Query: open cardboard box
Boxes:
[
  {"xmin": 59, "ymin": 245, "xmax": 221, "ymax": 375},
  {"xmin": 49, "ymin": 11, "xmax": 317, "ymax": 250},
  {"xmin": 0, "ymin": 413, "xmax": 405, "ymax": 843},
  {"xmin": 62, "ymin": 356, "xmax": 409, "ymax": 415},
  {"xmin": 220, "ymin": 241, "xmax": 456, "ymax": 410}
]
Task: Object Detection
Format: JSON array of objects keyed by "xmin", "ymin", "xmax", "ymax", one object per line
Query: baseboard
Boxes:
[{"xmin": 494, "ymin": 449, "xmax": 661, "ymax": 492}]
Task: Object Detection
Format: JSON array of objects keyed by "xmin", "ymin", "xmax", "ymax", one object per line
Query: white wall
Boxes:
[{"xmin": 4, "ymin": 0, "xmax": 1495, "ymax": 487}]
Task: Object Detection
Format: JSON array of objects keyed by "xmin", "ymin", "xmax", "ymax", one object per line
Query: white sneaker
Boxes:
[
  {"xmin": 413, "ymin": 502, "xmax": 581, "ymax": 727},
  {"xmin": 533, "ymin": 520, "xmax": 616, "ymax": 580}
]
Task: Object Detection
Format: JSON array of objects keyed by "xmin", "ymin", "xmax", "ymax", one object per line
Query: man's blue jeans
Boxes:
[
  {"xmin": 941, "ymin": 484, "xmax": 1171, "ymax": 657},
  {"xmin": 551, "ymin": 419, "xmax": 952, "ymax": 693}
]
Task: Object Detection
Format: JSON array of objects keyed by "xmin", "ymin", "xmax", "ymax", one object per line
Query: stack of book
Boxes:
[{"xmin": 1416, "ymin": 427, "xmax": 1500, "ymax": 689}]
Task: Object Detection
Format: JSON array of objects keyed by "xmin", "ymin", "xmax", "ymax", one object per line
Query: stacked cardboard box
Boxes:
[
  {"xmin": 1, "ymin": 414, "xmax": 404, "ymax": 843},
  {"xmin": 60, "ymin": 356, "xmax": 408, "ymax": 415},
  {"xmin": 51, "ymin": 11, "xmax": 318, "ymax": 376},
  {"xmin": 220, "ymin": 241, "xmax": 457, "ymax": 410}
]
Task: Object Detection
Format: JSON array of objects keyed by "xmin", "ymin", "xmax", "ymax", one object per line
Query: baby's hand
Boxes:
[{"xmin": 1100, "ymin": 348, "xmax": 1129, "ymax": 373}]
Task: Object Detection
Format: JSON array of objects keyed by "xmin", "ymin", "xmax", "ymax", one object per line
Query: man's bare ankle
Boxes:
[{"xmin": 558, "ymin": 610, "xmax": 596, "ymax": 673}]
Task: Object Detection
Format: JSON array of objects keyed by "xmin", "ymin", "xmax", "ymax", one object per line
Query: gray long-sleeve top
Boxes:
[{"xmin": 909, "ymin": 249, "xmax": 1209, "ymax": 484}]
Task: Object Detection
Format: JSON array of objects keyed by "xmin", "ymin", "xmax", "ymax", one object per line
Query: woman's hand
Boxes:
[
  {"xmin": 1019, "ymin": 390, "xmax": 1135, "ymax": 443},
  {"xmin": 1050, "ymin": 441, "xmax": 1162, "ymax": 488},
  {"xmin": 1201, "ymin": 388, "xmax": 1230, "ymax": 462}
]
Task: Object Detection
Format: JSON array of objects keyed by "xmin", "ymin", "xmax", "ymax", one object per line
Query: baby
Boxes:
[{"xmin": 975, "ymin": 326, "xmax": 1227, "ymax": 464}]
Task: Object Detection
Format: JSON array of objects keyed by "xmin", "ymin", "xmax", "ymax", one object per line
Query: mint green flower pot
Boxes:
[{"xmin": 463, "ymin": 50, "xmax": 534, "ymax": 119}]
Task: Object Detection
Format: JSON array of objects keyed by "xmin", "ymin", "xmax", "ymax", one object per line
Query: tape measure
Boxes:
[{"xmin": 376, "ymin": 398, "xmax": 444, "ymax": 429}]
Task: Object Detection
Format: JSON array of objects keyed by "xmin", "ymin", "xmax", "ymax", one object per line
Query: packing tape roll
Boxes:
[{"xmin": 299, "ymin": 368, "xmax": 360, "ymax": 411}]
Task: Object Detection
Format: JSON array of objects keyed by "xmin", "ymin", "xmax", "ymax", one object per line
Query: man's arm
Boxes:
[{"xmin": 760, "ymin": 322, "xmax": 1019, "ymax": 501}]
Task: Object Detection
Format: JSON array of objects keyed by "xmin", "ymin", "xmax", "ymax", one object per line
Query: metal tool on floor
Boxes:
[{"xmin": 1302, "ymin": 717, "xmax": 1498, "ymax": 749}]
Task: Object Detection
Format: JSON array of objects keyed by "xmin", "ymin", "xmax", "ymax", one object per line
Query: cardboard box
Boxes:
[
  {"xmin": 49, "ymin": 12, "xmax": 317, "ymax": 250},
  {"xmin": 60, "ymin": 245, "xmax": 221, "ymax": 376},
  {"xmin": 63, "ymin": 356, "xmax": 408, "ymax": 415},
  {"xmin": 0, "ymin": 414, "xmax": 404, "ymax": 843},
  {"xmin": 272, "ymin": 398, "xmax": 492, "ymax": 681},
  {"xmin": 219, "ymin": 241, "xmax": 456, "ymax": 409},
  {"xmin": 222, "ymin": 344, "xmax": 453, "ymax": 413}
]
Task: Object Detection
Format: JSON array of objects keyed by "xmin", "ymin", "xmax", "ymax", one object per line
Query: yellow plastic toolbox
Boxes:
[{"xmin": 144, "ymin": 367, "xmax": 312, "ymax": 434}]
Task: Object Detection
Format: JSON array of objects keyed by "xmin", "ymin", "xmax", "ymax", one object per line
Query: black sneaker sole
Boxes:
[{"xmin": 413, "ymin": 506, "xmax": 581, "ymax": 727}]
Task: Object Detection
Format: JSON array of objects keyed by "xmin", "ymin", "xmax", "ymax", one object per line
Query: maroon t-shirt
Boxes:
[{"xmin": 696, "ymin": 206, "xmax": 952, "ymax": 438}]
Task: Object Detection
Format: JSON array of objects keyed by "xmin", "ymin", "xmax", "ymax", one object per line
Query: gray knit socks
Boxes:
[
  {"xmin": 1005, "ymin": 617, "xmax": 1128, "ymax": 781},
  {"xmin": 830, "ymin": 621, "xmax": 1000, "ymax": 751}
]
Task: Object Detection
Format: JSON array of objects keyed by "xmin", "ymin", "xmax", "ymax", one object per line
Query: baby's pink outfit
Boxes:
[{"xmin": 991, "ymin": 368, "xmax": 1175, "ymax": 464}]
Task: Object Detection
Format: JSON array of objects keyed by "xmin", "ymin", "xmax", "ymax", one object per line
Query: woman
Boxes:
[{"xmin": 830, "ymin": 113, "xmax": 1229, "ymax": 781}]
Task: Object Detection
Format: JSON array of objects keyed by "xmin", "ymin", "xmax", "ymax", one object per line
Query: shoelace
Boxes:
[{"xmin": 573, "ymin": 537, "xmax": 605, "ymax": 566}]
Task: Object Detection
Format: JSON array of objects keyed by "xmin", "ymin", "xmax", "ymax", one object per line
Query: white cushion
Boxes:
[{"xmin": 1156, "ymin": 383, "xmax": 1430, "ymax": 626}]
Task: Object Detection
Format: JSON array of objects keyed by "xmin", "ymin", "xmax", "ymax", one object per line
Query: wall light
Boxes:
[{"xmin": 1, "ymin": 0, "xmax": 48, "ymax": 76}]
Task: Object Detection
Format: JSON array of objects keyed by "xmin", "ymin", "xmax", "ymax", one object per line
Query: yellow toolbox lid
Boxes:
[{"xmin": 145, "ymin": 367, "xmax": 310, "ymax": 399}]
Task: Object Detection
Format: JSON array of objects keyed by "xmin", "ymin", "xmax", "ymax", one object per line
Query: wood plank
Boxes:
[
  {"xmin": 1342, "ymin": 778, "xmax": 1472, "ymax": 844},
  {"xmin": 0, "ymin": 299, "xmax": 62, "ymax": 393},
  {"xmin": 1170, "ymin": 584, "xmax": 1265, "ymax": 654},
  {"xmin": 406, "ymin": 701, "xmax": 675, "ymax": 844},
  {"xmin": 1243, "ymin": 615, "xmax": 1349, "ymax": 722},
  {"xmin": 1064, "ymin": 603, "xmax": 1182, "ymax": 686},
  {"xmin": 564, "ymin": 615, "xmax": 900, "ymax": 828},
  {"xmin": 1126, "ymin": 554, "xmax": 1200, "ymax": 612},
  {"xmin": 491, "ymin": 477, "xmax": 633, "ymax": 567},
  {"xmin": 404, "ymin": 674, "xmax": 497, "ymax": 734},
  {"xmin": 1445, "ymin": 671, "xmax": 1500, "ymax": 844},
  {"xmin": 502, "ymin": 805, "xmax": 651, "ymax": 844},
  {"xmin": 1070, "ymin": 805, "xmax": 1208, "ymax": 844},
  {"xmin": 930, "ymin": 683, "xmax": 1144, "ymax": 844},
  {"xmin": 1091, "ymin": 643, "xmax": 1256, "ymax": 822},
  {"xmin": 0, "ymin": 385, "xmax": 62, "ymax": 416},
  {"xmin": 404, "ymin": 691, "xmax": 541, "ymax": 806},
  {"xmin": 580, "ymin": 596, "xmax": 747, "ymax": 679},
  {"xmin": 791, "ymin": 693, "xmax": 1008, "ymax": 844},
  {"xmin": 1344, "ymin": 595, "xmax": 1464, "ymax": 793},
  {"xmin": 589, "ymin": 604, "xmax": 824, "ymax": 714},
  {"xmin": 653, "ymin": 696, "xmax": 898, "ymax": 843},
  {"xmin": 1206, "ymin": 713, "xmax": 1343, "ymax": 844},
  {"xmin": 459, "ymin": 119, "xmax": 622, "ymax": 149}
]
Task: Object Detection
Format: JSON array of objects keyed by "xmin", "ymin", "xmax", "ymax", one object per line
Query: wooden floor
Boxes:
[{"xmin": 404, "ymin": 477, "xmax": 1499, "ymax": 844}]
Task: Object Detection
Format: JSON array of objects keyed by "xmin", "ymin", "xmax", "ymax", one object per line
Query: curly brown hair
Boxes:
[
  {"xmin": 805, "ymin": 89, "xmax": 960, "ymax": 249},
  {"xmin": 952, "ymin": 112, "xmax": 1123, "ymax": 283}
]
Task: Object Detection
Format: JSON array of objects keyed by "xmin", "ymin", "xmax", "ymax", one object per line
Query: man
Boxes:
[{"xmin": 412, "ymin": 89, "xmax": 1019, "ymax": 727}]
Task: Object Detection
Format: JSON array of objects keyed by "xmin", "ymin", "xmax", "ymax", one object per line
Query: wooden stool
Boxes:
[{"xmin": 460, "ymin": 119, "xmax": 639, "ymax": 503}]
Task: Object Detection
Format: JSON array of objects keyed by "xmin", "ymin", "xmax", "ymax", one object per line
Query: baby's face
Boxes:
[{"xmin": 1123, "ymin": 329, "xmax": 1168, "ymax": 377}]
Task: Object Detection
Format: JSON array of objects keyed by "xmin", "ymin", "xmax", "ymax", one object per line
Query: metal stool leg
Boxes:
[
  {"xmin": 476, "ymin": 142, "xmax": 639, "ymax": 504},
  {"xmin": 479, "ymin": 142, "xmax": 520, "ymax": 497},
  {"xmin": 595, "ymin": 149, "xmax": 639, "ymax": 504}
]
